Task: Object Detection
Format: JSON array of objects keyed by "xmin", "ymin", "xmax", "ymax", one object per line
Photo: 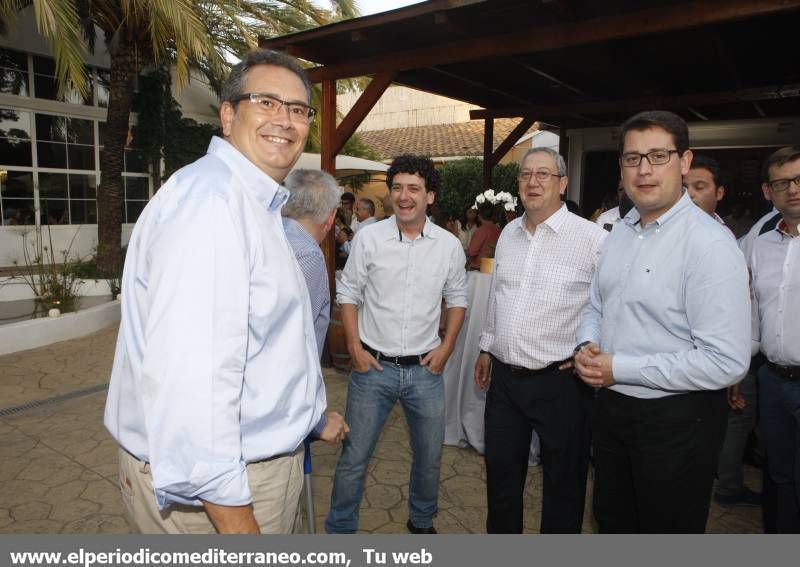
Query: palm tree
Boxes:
[{"xmin": 0, "ymin": 0, "xmax": 359, "ymax": 274}]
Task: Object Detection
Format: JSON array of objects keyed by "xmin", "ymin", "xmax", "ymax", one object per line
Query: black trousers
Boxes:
[
  {"xmin": 484, "ymin": 359, "xmax": 593, "ymax": 533},
  {"xmin": 592, "ymin": 388, "xmax": 728, "ymax": 533}
]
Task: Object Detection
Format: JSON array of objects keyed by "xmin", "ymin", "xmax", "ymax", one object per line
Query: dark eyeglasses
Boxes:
[
  {"xmin": 230, "ymin": 92, "xmax": 316, "ymax": 123},
  {"xmin": 620, "ymin": 149, "xmax": 679, "ymax": 168},
  {"xmin": 518, "ymin": 170, "xmax": 562, "ymax": 183},
  {"xmin": 767, "ymin": 176, "xmax": 800, "ymax": 193}
]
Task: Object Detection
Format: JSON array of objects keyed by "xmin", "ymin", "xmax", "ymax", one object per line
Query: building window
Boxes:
[
  {"xmin": 0, "ymin": 170, "xmax": 35, "ymax": 225},
  {"xmin": 0, "ymin": 47, "xmax": 29, "ymax": 96},
  {"xmin": 124, "ymin": 176, "xmax": 149, "ymax": 223},
  {"xmin": 0, "ymin": 107, "xmax": 33, "ymax": 167},
  {"xmin": 36, "ymin": 114, "xmax": 95, "ymax": 170},
  {"xmin": 33, "ymin": 56, "xmax": 93, "ymax": 106}
]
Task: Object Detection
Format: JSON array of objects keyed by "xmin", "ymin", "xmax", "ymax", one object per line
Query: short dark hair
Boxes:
[
  {"xmin": 618, "ymin": 110, "xmax": 690, "ymax": 156},
  {"xmin": 477, "ymin": 202, "xmax": 495, "ymax": 220},
  {"xmin": 221, "ymin": 49, "xmax": 312, "ymax": 105},
  {"xmin": 340, "ymin": 191, "xmax": 356, "ymax": 203},
  {"xmin": 690, "ymin": 154, "xmax": 724, "ymax": 187},
  {"xmin": 762, "ymin": 146, "xmax": 800, "ymax": 182},
  {"xmin": 386, "ymin": 154, "xmax": 440, "ymax": 193}
]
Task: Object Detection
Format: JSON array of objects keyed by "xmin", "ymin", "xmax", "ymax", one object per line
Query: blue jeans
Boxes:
[
  {"xmin": 759, "ymin": 364, "xmax": 800, "ymax": 532},
  {"xmin": 325, "ymin": 363, "xmax": 445, "ymax": 533}
]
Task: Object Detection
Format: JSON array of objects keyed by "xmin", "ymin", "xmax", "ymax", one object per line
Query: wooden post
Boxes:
[{"xmin": 483, "ymin": 118, "xmax": 494, "ymax": 189}]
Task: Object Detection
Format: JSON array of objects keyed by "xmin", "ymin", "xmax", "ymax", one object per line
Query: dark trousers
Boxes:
[
  {"xmin": 758, "ymin": 364, "xmax": 800, "ymax": 533},
  {"xmin": 592, "ymin": 388, "xmax": 728, "ymax": 533},
  {"xmin": 484, "ymin": 359, "xmax": 592, "ymax": 533}
]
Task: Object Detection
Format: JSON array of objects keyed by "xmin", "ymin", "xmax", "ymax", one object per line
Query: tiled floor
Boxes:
[{"xmin": 0, "ymin": 325, "xmax": 764, "ymax": 533}]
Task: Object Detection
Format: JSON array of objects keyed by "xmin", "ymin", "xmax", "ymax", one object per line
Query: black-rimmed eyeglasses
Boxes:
[
  {"xmin": 620, "ymin": 149, "xmax": 679, "ymax": 168},
  {"xmin": 230, "ymin": 92, "xmax": 316, "ymax": 123},
  {"xmin": 767, "ymin": 176, "xmax": 800, "ymax": 193}
]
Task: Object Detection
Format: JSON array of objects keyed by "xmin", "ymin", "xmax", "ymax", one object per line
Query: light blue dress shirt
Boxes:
[
  {"xmin": 104, "ymin": 137, "xmax": 326, "ymax": 508},
  {"xmin": 577, "ymin": 192, "xmax": 751, "ymax": 399}
]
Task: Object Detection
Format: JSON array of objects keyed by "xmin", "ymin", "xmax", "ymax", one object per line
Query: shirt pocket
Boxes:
[{"xmin": 543, "ymin": 263, "xmax": 593, "ymax": 295}]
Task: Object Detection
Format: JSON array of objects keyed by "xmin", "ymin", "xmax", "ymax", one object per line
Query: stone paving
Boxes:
[{"xmin": 0, "ymin": 324, "xmax": 764, "ymax": 534}]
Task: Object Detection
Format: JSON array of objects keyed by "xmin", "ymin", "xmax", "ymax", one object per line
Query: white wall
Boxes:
[
  {"xmin": 0, "ymin": 224, "xmax": 135, "ymax": 268},
  {"xmin": 338, "ymin": 85, "xmax": 479, "ymax": 131}
]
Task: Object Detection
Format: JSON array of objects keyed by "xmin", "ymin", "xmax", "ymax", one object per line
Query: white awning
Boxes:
[{"xmin": 292, "ymin": 153, "xmax": 389, "ymax": 174}]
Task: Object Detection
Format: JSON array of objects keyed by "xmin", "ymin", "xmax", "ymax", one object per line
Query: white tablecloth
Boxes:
[{"xmin": 442, "ymin": 271, "xmax": 539, "ymax": 462}]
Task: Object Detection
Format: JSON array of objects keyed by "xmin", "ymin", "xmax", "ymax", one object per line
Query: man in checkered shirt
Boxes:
[{"xmin": 474, "ymin": 147, "xmax": 606, "ymax": 533}]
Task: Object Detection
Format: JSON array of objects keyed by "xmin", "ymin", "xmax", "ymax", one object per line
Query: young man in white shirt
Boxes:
[{"xmin": 326, "ymin": 154, "xmax": 468, "ymax": 534}]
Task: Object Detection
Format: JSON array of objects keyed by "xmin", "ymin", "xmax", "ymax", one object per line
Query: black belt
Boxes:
[
  {"xmin": 362, "ymin": 343, "xmax": 429, "ymax": 366},
  {"xmin": 492, "ymin": 355, "xmax": 569, "ymax": 376},
  {"xmin": 767, "ymin": 361, "xmax": 800, "ymax": 381}
]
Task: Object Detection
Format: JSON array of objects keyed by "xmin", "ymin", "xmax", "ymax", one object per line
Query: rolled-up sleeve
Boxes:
[
  {"xmin": 336, "ymin": 232, "xmax": 368, "ymax": 307},
  {"xmin": 443, "ymin": 241, "xmax": 468, "ymax": 309},
  {"xmin": 142, "ymin": 190, "xmax": 251, "ymax": 508},
  {"xmin": 612, "ymin": 239, "xmax": 751, "ymax": 391}
]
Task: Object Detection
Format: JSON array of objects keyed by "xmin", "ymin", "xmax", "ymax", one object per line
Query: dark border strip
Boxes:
[{"xmin": 0, "ymin": 383, "xmax": 108, "ymax": 417}]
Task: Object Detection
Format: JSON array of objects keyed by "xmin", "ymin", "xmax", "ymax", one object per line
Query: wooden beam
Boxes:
[
  {"xmin": 320, "ymin": 79, "xmax": 337, "ymax": 310},
  {"xmin": 482, "ymin": 118, "xmax": 493, "ymax": 189},
  {"xmin": 260, "ymin": 0, "xmax": 483, "ymax": 52},
  {"xmin": 306, "ymin": 0, "xmax": 800, "ymax": 82},
  {"xmin": 331, "ymin": 71, "xmax": 395, "ymax": 157},
  {"xmin": 469, "ymin": 83, "xmax": 800, "ymax": 120},
  {"xmin": 488, "ymin": 116, "xmax": 536, "ymax": 170}
]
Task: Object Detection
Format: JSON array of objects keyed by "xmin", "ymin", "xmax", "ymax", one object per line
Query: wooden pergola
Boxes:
[{"xmin": 260, "ymin": 0, "xmax": 800, "ymax": 290}]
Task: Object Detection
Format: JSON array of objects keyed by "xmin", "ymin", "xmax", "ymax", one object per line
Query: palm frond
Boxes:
[{"xmin": 31, "ymin": 0, "xmax": 89, "ymax": 99}]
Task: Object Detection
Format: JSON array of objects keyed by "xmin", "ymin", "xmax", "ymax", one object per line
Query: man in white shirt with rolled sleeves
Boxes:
[
  {"xmin": 474, "ymin": 147, "xmax": 606, "ymax": 533},
  {"xmin": 104, "ymin": 49, "xmax": 346, "ymax": 534},
  {"xmin": 750, "ymin": 145, "xmax": 800, "ymax": 533},
  {"xmin": 326, "ymin": 154, "xmax": 468, "ymax": 535}
]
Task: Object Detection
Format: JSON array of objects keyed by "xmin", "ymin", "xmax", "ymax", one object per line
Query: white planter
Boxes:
[{"xmin": 0, "ymin": 299, "xmax": 120, "ymax": 356}]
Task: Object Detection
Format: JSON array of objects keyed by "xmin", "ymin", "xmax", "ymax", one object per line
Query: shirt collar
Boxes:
[
  {"xmin": 282, "ymin": 217, "xmax": 317, "ymax": 247},
  {"xmin": 207, "ymin": 136, "xmax": 288, "ymax": 211},
  {"xmin": 384, "ymin": 215, "xmax": 438, "ymax": 241},
  {"xmin": 777, "ymin": 218, "xmax": 799, "ymax": 238},
  {"xmin": 624, "ymin": 189, "xmax": 692, "ymax": 228},
  {"xmin": 518, "ymin": 204, "xmax": 569, "ymax": 236}
]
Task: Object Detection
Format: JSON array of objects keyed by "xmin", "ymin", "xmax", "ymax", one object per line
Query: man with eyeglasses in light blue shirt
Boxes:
[
  {"xmin": 574, "ymin": 110, "xmax": 751, "ymax": 533},
  {"xmin": 104, "ymin": 49, "xmax": 346, "ymax": 534}
]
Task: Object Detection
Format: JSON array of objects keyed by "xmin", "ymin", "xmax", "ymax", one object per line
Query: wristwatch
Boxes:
[{"xmin": 573, "ymin": 341, "xmax": 591, "ymax": 355}]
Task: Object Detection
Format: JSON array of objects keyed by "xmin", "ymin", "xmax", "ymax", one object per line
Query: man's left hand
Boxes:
[
  {"xmin": 421, "ymin": 344, "xmax": 452, "ymax": 375},
  {"xmin": 575, "ymin": 345, "xmax": 616, "ymax": 388},
  {"xmin": 319, "ymin": 411, "xmax": 349, "ymax": 445}
]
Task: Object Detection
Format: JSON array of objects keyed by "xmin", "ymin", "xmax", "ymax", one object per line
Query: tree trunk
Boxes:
[{"xmin": 96, "ymin": 46, "xmax": 137, "ymax": 275}]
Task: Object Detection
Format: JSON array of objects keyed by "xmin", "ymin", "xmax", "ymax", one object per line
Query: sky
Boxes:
[{"xmin": 357, "ymin": 0, "xmax": 425, "ymax": 15}]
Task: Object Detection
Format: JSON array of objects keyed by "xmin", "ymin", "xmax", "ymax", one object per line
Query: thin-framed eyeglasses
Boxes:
[
  {"xmin": 767, "ymin": 176, "xmax": 800, "ymax": 193},
  {"xmin": 620, "ymin": 149, "xmax": 679, "ymax": 168},
  {"xmin": 518, "ymin": 170, "xmax": 563, "ymax": 183},
  {"xmin": 230, "ymin": 92, "xmax": 316, "ymax": 123}
]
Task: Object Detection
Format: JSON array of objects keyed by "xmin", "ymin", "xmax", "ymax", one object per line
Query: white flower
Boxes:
[
  {"xmin": 496, "ymin": 191, "xmax": 512, "ymax": 202},
  {"xmin": 504, "ymin": 202, "xmax": 516, "ymax": 211},
  {"xmin": 475, "ymin": 194, "xmax": 486, "ymax": 204},
  {"xmin": 470, "ymin": 204, "xmax": 478, "ymax": 210},
  {"xmin": 483, "ymin": 189, "xmax": 495, "ymax": 200}
]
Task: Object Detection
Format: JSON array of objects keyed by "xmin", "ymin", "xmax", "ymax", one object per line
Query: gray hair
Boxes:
[
  {"xmin": 358, "ymin": 197, "xmax": 375, "ymax": 216},
  {"xmin": 282, "ymin": 169, "xmax": 341, "ymax": 224},
  {"xmin": 520, "ymin": 147, "xmax": 567, "ymax": 177},
  {"xmin": 221, "ymin": 49, "xmax": 312, "ymax": 105}
]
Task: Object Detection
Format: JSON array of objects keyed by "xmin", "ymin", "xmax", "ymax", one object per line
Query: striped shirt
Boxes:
[{"xmin": 283, "ymin": 217, "xmax": 330, "ymax": 355}]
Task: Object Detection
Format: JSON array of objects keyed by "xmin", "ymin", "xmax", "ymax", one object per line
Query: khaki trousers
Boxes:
[{"xmin": 117, "ymin": 447, "xmax": 304, "ymax": 534}]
